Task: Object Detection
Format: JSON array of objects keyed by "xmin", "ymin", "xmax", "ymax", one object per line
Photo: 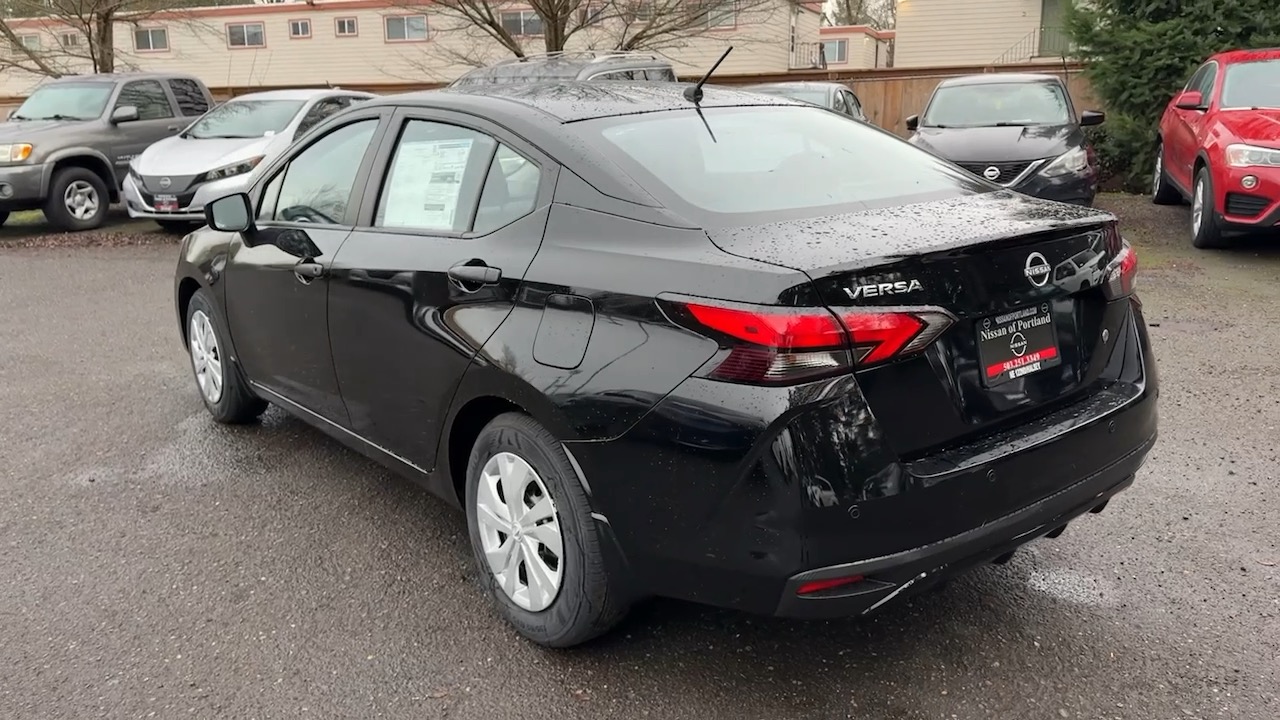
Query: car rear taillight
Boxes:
[
  {"xmin": 671, "ymin": 299, "xmax": 955, "ymax": 385},
  {"xmin": 1102, "ymin": 242, "xmax": 1138, "ymax": 300}
]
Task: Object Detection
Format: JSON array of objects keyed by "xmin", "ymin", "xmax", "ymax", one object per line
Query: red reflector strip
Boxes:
[
  {"xmin": 796, "ymin": 575, "xmax": 865, "ymax": 595},
  {"xmin": 986, "ymin": 346, "xmax": 1059, "ymax": 378}
]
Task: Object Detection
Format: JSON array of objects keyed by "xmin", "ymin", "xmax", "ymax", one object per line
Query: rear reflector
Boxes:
[
  {"xmin": 673, "ymin": 299, "xmax": 955, "ymax": 385},
  {"xmin": 796, "ymin": 575, "xmax": 865, "ymax": 595}
]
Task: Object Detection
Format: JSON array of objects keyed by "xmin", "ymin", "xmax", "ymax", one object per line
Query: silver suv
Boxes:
[
  {"xmin": 449, "ymin": 51, "xmax": 678, "ymax": 87},
  {"xmin": 0, "ymin": 72, "xmax": 214, "ymax": 231}
]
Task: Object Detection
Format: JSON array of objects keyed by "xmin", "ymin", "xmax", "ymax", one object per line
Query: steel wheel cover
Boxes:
[
  {"xmin": 475, "ymin": 451, "xmax": 564, "ymax": 612},
  {"xmin": 189, "ymin": 310, "xmax": 224, "ymax": 404}
]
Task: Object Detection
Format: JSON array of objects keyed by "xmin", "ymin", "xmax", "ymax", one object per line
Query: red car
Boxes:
[{"xmin": 1153, "ymin": 47, "xmax": 1280, "ymax": 248}]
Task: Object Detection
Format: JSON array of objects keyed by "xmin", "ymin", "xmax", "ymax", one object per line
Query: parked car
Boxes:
[
  {"xmin": 176, "ymin": 82, "xmax": 1156, "ymax": 648},
  {"xmin": 1153, "ymin": 47, "xmax": 1280, "ymax": 248},
  {"xmin": 449, "ymin": 51, "xmax": 677, "ymax": 87},
  {"xmin": 123, "ymin": 88, "xmax": 375, "ymax": 232},
  {"xmin": 905, "ymin": 73, "xmax": 1105, "ymax": 206},
  {"xmin": 743, "ymin": 81, "xmax": 868, "ymax": 122},
  {"xmin": 0, "ymin": 72, "xmax": 214, "ymax": 230}
]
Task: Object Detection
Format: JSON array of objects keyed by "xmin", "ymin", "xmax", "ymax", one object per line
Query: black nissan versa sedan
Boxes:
[
  {"xmin": 906, "ymin": 74, "xmax": 1106, "ymax": 206},
  {"xmin": 174, "ymin": 82, "xmax": 1158, "ymax": 648}
]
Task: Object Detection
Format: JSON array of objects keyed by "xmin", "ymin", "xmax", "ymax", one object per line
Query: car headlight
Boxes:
[
  {"xmin": 198, "ymin": 155, "xmax": 265, "ymax": 183},
  {"xmin": 1224, "ymin": 143, "xmax": 1280, "ymax": 168},
  {"xmin": 1039, "ymin": 147, "xmax": 1089, "ymax": 178},
  {"xmin": 0, "ymin": 143, "xmax": 34, "ymax": 163}
]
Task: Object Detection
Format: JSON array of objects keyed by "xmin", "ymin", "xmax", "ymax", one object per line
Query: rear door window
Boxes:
[
  {"xmin": 374, "ymin": 119, "xmax": 495, "ymax": 233},
  {"xmin": 168, "ymin": 78, "xmax": 209, "ymax": 116},
  {"xmin": 645, "ymin": 68, "xmax": 677, "ymax": 81}
]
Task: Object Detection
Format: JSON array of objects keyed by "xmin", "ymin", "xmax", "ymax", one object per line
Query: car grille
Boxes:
[
  {"xmin": 955, "ymin": 160, "xmax": 1035, "ymax": 185},
  {"xmin": 1224, "ymin": 192, "xmax": 1270, "ymax": 218}
]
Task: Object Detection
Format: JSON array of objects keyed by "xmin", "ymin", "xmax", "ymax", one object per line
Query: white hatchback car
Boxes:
[{"xmin": 123, "ymin": 88, "xmax": 375, "ymax": 231}]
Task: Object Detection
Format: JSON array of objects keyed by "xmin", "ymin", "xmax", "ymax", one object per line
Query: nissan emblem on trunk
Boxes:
[
  {"xmin": 1024, "ymin": 252, "xmax": 1051, "ymax": 287},
  {"xmin": 983, "ymin": 166, "xmax": 1001, "ymax": 181}
]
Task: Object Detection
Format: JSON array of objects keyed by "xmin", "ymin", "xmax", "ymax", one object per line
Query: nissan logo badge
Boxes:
[
  {"xmin": 1024, "ymin": 252, "xmax": 1051, "ymax": 287},
  {"xmin": 983, "ymin": 166, "xmax": 1001, "ymax": 181},
  {"xmin": 159, "ymin": 177, "xmax": 172, "ymax": 189}
]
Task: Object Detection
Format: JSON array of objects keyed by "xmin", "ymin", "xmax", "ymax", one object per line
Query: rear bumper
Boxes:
[
  {"xmin": 775, "ymin": 431, "xmax": 1151, "ymax": 618},
  {"xmin": 569, "ymin": 299, "xmax": 1158, "ymax": 617}
]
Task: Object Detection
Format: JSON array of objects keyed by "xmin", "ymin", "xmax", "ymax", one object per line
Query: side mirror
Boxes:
[
  {"xmin": 1174, "ymin": 90, "xmax": 1205, "ymax": 111},
  {"xmin": 905, "ymin": 114, "xmax": 920, "ymax": 132},
  {"xmin": 6, "ymin": 109, "xmax": 15, "ymax": 120},
  {"xmin": 1080, "ymin": 110, "xmax": 1106, "ymax": 126},
  {"xmin": 206, "ymin": 193, "xmax": 253, "ymax": 233},
  {"xmin": 110, "ymin": 105, "xmax": 140, "ymax": 124}
]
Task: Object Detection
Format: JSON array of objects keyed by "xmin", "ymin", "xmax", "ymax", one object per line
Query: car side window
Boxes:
[
  {"xmin": 375, "ymin": 119, "xmax": 496, "ymax": 233},
  {"xmin": 474, "ymin": 144, "xmax": 540, "ymax": 234},
  {"xmin": 645, "ymin": 68, "xmax": 677, "ymax": 81},
  {"xmin": 593, "ymin": 70, "xmax": 640, "ymax": 80},
  {"xmin": 1193, "ymin": 62, "xmax": 1218, "ymax": 100},
  {"xmin": 168, "ymin": 78, "xmax": 209, "ymax": 116},
  {"xmin": 832, "ymin": 91, "xmax": 850, "ymax": 115},
  {"xmin": 295, "ymin": 98, "xmax": 347, "ymax": 137},
  {"xmin": 846, "ymin": 91, "xmax": 865, "ymax": 120},
  {"xmin": 271, "ymin": 119, "xmax": 379, "ymax": 225},
  {"xmin": 116, "ymin": 80, "xmax": 174, "ymax": 120}
]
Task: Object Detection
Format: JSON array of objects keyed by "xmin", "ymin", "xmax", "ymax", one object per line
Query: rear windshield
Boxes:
[
  {"xmin": 753, "ymin": 87, "xmax": 828, "ymax": 107},
  {"xmin": 580, "ymin": 105, "xmax": 987, "ymax": 219}
]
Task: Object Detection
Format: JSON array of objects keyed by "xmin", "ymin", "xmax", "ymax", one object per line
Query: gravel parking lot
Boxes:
[{"xmin": 1, "ymin": 194, "xmax": 1278, "ymax": 719}]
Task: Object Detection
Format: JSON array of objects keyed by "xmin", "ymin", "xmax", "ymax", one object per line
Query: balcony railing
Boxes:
[
  {"xmin": 994, "ymin": 26, "xmax": 1073, "ymax": 65},
  {"xmin": 791, "ymin": 41, "xmax": 828, "ymax": 70}
]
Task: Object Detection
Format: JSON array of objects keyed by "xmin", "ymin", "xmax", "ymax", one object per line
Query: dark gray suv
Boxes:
[{"xmin": 0, "ymin": 72, "xmax": 214, "ymax": 231}]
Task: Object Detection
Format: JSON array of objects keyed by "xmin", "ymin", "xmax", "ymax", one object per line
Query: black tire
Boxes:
[
  {"xmin": 43, "ymin": 166, "xmax": 109, "ymax": 231},
  {"xmin": 158, "ymin": 220, "xmax": 198, "ymax": 234},
  {"xmin": 185, "ymin": 289, "xmax": 268, "ymax": 424},
  {"xmin": 1151, "ymin": 142, "xmax": 1181, "ymax": 205},
  {"xmin": 1191, "ymin": 166, "xmax": 1230, "ymax": 249},
  {"xmin": 465, "ymin": 412, "xmax": 629, "ymax": 648}
]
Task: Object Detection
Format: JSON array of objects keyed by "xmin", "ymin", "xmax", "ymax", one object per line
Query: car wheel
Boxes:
[
  {"xmin": 1151, "ymin": 143, "xmax": 1181, "ymax": 205},
  {"xmin": 465, "ymin": 412, "xmax": 629, "ymax": 648},
  {"xmin": 158, "ymin": 220, "xmax": 197, "ymax": 234},
  {"xmin": 186, "ymin": 289, "xmax": 268, "ymax": 424},
  {"xmin": 44, "ymin": 167, "xmax": 109, "ymax": 232},
  {"xmin": 1191, "ymin": 166, "xmax": 1230, "ymax": 249}
]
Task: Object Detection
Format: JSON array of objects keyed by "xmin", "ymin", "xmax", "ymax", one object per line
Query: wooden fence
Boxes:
[{"xmin": 1, "ymin": 61, "xmax": 1100, "ymax": 138}]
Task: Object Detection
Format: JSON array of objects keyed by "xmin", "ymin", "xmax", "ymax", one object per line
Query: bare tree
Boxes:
[
  {"xmin": 391, "ymin": 0, "xmax": 793, "ymax": 70},
  {"xmin": 827, "ymin": 0, "xmax": 894, "ymax": 29},
  {"xmin": 0, "ymin": 0, "xmax": 221, "ymax": 77}
]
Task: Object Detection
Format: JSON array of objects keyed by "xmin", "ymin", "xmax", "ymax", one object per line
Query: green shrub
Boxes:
[{"xmin": 1067, "ymin": 0, "xmax": 1280, "ymax": 192}]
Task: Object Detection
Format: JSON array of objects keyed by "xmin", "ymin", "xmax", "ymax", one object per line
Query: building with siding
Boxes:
[
  {"xmin": 0, "ymin": 0, "xmax": 825, "ymax": 98},
  {"xmin": 893, "ymin": 0, "xmax": 1071, "ymax": 68},
  {"xmin": 817, "ymin": 24, "xmax": 893, "ymax": 69}
]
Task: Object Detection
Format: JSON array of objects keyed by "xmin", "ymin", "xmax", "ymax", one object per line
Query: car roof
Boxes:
[
  {"xmin": 364, "ymin": 81, "xmax": 799, "ymax": 123},
  {"xmin": 747, "ymin": 81, "xmax": 844, "ymax": 91},
  {"xmin": 936, "ymin": 73, "xmax": 1065, "ymax": 88},
  {"xmin": 225, "ymin": 88, "xmax": 373, "ymax": 102},
  {"xmin": 44, "ymin": 72, "xmax": 202, "ymax": 85},
  {"xmin": 1209, "ymin": 47, "xmax": 1280, "ymax": 64},
  {"xmin": 452, "ymin": 51, "xmax": 674, "ymax": 84}
]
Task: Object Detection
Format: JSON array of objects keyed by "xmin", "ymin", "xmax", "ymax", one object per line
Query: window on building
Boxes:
[
  {"xmin": 384, "ymin": 14, "xmax": 427, "ymax": 41},
  {"xmin": 579, "ymin": 3, "xmax": 605, "ymax": 26},
  {"xmin": 629, "ymin": 0, "xmax": 654, "ymax": 22},
  {"xmin": 59, "ymin": 32, "xmax": 80, "ymax": 48},
  {"xmin": 289, "ymin": 19, "xmax": 311, "ymax": 38},
  {"xmin": 227, "ymin": 22, "xmax": 266, "ymax": 48},
  {"xmin": 18, "ymin": 34, "xmax": 40, "ymax": 50},
  {"xmin": 821, "ymin": 39, "xmax": 847, "ymax": 64},
  {"xmin": 700, "ymin": 0, "xmax": 735, "ymax": 28},
  {"xmin": 335, "ymin": 17, "xmax": 358, "ymax": 36},
  {"xmin": 133, "ymin": 27, "xmax": 168, "ymax": 52},
  {"xmin": 500, "ymin": 10, "xmax": 544, "ymax": 36}
]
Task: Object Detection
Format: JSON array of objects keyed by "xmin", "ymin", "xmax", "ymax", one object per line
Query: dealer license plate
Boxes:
[
  {"xmin": 155, "ymin": 194, "xmax": 179, "ymax": 212},
  {"xmin": 976, "ymin": 303, "xmax": 1062, "ymax": 386}
]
